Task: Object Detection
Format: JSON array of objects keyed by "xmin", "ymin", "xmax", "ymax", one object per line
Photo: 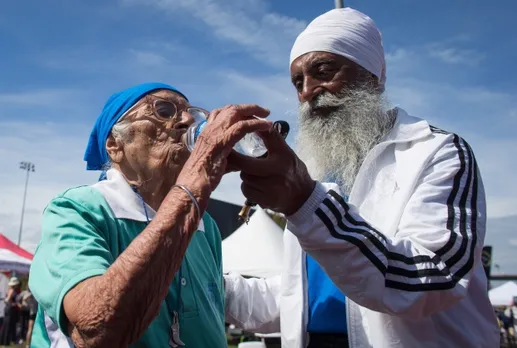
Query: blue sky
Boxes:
[{"xmin": 1, "ymin": 0, "xmax": 516, "ymax": 275}]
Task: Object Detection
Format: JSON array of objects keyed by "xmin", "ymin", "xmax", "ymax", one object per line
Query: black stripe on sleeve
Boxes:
[
  {"xmin": 324, "ymin": 193, "xmax": 453, "ymax": 279},
  {"xmin": 449, "ymin": 139, "xmax": 478, "ymax": 281},
  {"xmin": 315, "ymin": 208, "xmax": 387, "ymax": 275},
  {"xmin": 314, "ymin": 132, "xmax": 478, "ymax": 291},
  {"xmin": 387, "ymin": 137, "xmax": 478, "ymax": 291}
]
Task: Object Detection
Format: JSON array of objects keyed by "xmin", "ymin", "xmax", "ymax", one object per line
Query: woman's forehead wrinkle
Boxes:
[{"xmin": 124, "ymin": 100, "xmax": 150, "ymax": 121}]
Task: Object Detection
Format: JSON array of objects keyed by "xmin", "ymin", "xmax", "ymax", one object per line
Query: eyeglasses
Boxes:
[
  {"xmin": 123, "ymin": 95, "xmax": 210, "ymax": 124},
  {"xmin": 150, "ymin": 96, "xmax": 209, "ymax": 123}
]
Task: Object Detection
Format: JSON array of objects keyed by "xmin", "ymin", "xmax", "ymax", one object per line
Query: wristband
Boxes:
[{"xmin": 172, "ymin": 184, "xmax": 201, "ymax": 220}]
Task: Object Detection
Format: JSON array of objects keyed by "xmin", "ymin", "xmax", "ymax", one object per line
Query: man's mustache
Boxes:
[{"xmin": 299, "ymin": 94, "xmax": 344, "ymax": 120}]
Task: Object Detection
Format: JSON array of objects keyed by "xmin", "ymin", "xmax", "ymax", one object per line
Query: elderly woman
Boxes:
[{"xmin": 28, "ymin": 82, "xmax": 271, "ymax": 347}]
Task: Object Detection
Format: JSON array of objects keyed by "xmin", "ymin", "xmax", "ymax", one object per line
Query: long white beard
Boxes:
[{"xmin": 296, "ymin": 87, "xmax": 394, "ymax": 195}]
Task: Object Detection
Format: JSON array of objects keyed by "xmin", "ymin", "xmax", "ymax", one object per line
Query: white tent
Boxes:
[
  {"xmin": 489, "ymin": 281, "xmax": 517, "ymax": 307},
  {"xmin": 222, "ymin": 208, "xmax": 284, "ymax": 278},
  {"xmin": 0, "ymin": 273, "xmax": 8, "ymax": 315}
]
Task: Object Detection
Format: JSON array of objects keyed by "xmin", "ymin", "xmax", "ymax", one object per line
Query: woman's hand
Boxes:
[{"xmin": 176, "ymin": 104, "xmax": 272, "ymax": 211}]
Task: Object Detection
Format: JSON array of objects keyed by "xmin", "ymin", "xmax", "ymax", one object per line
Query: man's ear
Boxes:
[{"xmin": 106, "ymin": 134, "xmax": 124, "ymax": 164}]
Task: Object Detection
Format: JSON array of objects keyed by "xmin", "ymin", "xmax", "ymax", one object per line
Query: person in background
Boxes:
[
  {"xmin": 17, "ymin": 286, "xmax": 30, "ymax": 344},
  {"xmin": 22, "ymin": 288, "xmax": 37, "ymax": 348},
  {"xmin": 224, "ymin": 7, "xmax": 499, "ymax": 348},
  {"xmin": 0, "ymin": 277, "xmax": 21, "ymax": 346},
  {"xmin": 28, "ymin": 82, "xmax": 272, "ymax": 347},
  {"xmin": 504, "ymin": 304, "xmax": 516, "ymax": 345}
]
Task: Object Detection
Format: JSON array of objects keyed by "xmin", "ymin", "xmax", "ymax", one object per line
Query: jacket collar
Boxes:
[
  {"xmin": 92, "ymin": 169, "xmax": 156, "ymax": 222},
  {"xmin": 383, "ymin": 107, "xmax": 431, "ymax": 145},
  {"xmin": 92, "ymin": 169, "xmax": 204, "ymax": 231},
  {"xmin": 347, "ymin": 108, "xmax": 432, "ymax": 202}
]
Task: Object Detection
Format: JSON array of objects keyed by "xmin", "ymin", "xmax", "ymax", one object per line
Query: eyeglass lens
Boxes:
[
  {"xmin": 154, "ymin": 100, "xmax": 177, "ymax": 119},
  {"xmin": 153, "ymin": 99, "xmax": 208, "ymax": 124}
]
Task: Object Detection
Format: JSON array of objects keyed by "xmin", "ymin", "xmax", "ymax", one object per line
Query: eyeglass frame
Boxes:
[{"xmin": 117, "ymin": 94, "xmax": 210, "ymax": 125}]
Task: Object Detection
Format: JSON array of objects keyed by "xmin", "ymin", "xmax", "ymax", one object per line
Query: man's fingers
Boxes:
[
  {"xmin": 241, "ymin": 173, "xmax": 284, "ymax": 191},
  {"xmin": 240, "ymin": 172, "xmax": 264, "ymax": 184},
  {"xmin": 229, "ymin": 151, "xmax": 273, "ymax": 177},
  {"xmin": 227, "ymin": 151, "xmax": 270, "ymax": 176},
  {"xmin": 225, "ymin": 118, "xmax": 272, "ymax": 148},
  {"xmin": 240, "ymin": 181, "xmax": 268, "ymax": 204},
  {"xmin": 225, "ymin": 151, "xmax": 242, "ymax": 173},
  {"xmin": 229, "ymin": 121, "xmax": 293, "ymax": 176},
  {"xmin": 240, "ymin": 176, "xmax": 284, "ymax": 210},
  {"xmin": 258, "ymin": 127, "xmax": 290, "ymax": 154}
]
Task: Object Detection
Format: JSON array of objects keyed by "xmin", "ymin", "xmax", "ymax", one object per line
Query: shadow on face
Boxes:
[{"xmin": 290, "ymin": 51, "xmax": 380, "ymax": 106}]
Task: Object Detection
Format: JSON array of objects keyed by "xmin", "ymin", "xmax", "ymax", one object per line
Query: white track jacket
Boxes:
[{"xmin": 224, "ymin": 109, "xmax": 500, "ymax": 348}]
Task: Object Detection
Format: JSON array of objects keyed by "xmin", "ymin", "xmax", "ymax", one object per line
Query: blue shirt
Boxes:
[{"xmin": 306, "ymin": 252, "xmax": 347, "ymax": 334}]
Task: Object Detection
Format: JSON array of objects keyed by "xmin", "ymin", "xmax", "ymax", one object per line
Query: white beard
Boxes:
[{"xmin": 296, "ymin": 87, "xmax": 395, "ymax": 195}]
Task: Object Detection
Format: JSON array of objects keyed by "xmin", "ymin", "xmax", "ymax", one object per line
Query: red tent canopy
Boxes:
[
  {"xmin": 0, "ymin": 234, "xmax": 33, "ymax": 274},
  {"xmin": 0, "ymin": 234, "xmax": 33, "ymax": 260}
]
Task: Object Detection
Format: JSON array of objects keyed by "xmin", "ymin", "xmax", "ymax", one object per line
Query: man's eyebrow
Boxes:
[
  {"xmin": 291, "ymin": 72, "xmax": 303, "ymax": 83},
  {"xmin": 310, "ymin": 58, "xmax": 337, "ymax": 67}
]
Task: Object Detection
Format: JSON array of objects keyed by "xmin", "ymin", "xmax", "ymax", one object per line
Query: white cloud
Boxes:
[
  {"xmin": 385, "ymin": 48, "xmax": 412, "ymax": 63},
  {"xmin": 119, "ymin": 0, "xmax": 306, "ymax": 68},
  {"xmin": 0, "ymin": 89, "xmax": 82, "ymax": 108},
  {"xmin": 426, "ymin": 44, "xmax": 485, "ymax": 66},
  {"xmin": 386, "ymin": 40, "xmax": 486, "ymax": 78},
  {"xmin": 129, "ymin": 49, "xmax": 169, "ymax": 67},
  {"xmin": 217, "ymin": 71, "xmax": 298, "ymax": 120}
]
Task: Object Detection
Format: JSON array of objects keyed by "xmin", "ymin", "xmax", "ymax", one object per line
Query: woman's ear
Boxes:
[{"xmin": 106, "ymin": 134, "xmax": 124, "ymax": 164}]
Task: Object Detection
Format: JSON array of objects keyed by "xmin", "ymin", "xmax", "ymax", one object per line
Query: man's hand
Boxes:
[{"xmin": 229, "ymin": 128, "xmax": 316, "ymax": 216}]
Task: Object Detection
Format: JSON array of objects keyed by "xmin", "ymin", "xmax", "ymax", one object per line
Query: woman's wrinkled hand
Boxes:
[{"xmin": 176, "ymin": 104, "xmax": 272, "ymax": 210}]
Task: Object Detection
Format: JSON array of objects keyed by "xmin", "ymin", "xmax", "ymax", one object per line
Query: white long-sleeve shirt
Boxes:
[{"xmin": 224, "ymin": 108, "xmax": 500, "ymax": 348}]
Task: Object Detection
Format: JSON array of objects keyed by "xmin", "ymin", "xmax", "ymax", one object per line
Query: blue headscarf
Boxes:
[{"xmin": 84, "ymin": 82, "xmax": 187, "ymax": 172}]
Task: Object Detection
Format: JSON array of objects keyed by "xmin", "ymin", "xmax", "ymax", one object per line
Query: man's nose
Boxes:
[{"xmin": 299, "ymin": 76, "xmax": 325, "ymax": 103}]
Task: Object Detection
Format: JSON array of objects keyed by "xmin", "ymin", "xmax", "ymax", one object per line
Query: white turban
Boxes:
[{"xmin": 290, "ymin": 7, "xmax": 386, "ymax": 90}]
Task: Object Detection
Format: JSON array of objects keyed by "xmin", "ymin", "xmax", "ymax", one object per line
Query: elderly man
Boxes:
[
  {"xmin": 28, "ymin": 82, "xmax": 271, "ymax": 347},
  {"xmin": 224, "ymin": 8, "xmax": 499, "ymax": 348}
]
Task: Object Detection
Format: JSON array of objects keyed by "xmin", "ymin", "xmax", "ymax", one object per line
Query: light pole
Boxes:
[
  {"xmin": 18, "ymin": 161, "xmax": 35, "ymax": 246},
  {"xmin": 335, "ymin": 0, "xmax": 344, "ymax": 8}
]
